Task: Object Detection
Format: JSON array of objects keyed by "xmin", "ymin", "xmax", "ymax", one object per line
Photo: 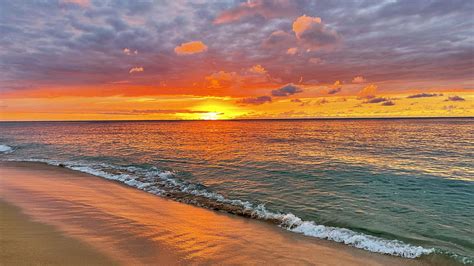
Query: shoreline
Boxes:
[{"xmin": 0, "ymin": 161, "xmax": 442, "ymax": 265}]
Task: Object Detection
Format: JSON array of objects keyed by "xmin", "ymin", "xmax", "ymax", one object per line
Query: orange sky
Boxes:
[{"xmin": 0, "ymin": 0, "xmax": 473, "ymax": 120}]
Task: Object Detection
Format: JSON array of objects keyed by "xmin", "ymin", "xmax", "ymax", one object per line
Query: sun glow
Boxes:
[{"xmin": 201, "ymin": 112, "xmax": 220, "ymax": 120}]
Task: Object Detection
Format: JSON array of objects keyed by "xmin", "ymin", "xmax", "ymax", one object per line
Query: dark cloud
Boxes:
[
  {"xmin": 293, "ymin": 15, "xmax": 340, "ymax": 50},
  {"xmin": 407, "ymin": 93, "xmax": 443, "ymax": 98},
  {"xmin": 238, "ymin": 96, "xmax": 272, "ymax": 105},
  {"xmin": 271, "ymin": 84, "xmax": 303, "ymax": 97},
  {"xmin": 364, "ymin": 97, "xmax": 388, "ymax": 104},
  {"xmin": 445, "ymin": 96, "xmax": 465, "ymax": 101},
  {"xmin": 328, "ymin": 87, "xmax": 341, "ymax": 94},
  {"xmin": 381, "ymin": 100, "xmax": 395, "ymax": 106}
]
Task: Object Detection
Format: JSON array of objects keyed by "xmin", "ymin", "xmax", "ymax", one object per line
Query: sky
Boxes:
[{"xmin": 0, "ymin": 0, "xmax": 473, "ymax": 120}]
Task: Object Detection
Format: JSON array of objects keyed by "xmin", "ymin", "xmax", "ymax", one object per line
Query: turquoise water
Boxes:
[{"xmin": 0, "ymin": 119, "xmax": 473, "ymax": 264}]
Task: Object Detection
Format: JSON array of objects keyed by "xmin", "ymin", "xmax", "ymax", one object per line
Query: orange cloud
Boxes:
[
  {"xmin": 358, "ymin": 84, "xmax": 378, "ymax": 98},
  {"xmin": 293, "ymin": 15, "xmax": 322, "ymax": 37},
  {"xmin": 286, "ymin": 47, "xmax": 298, "ymax": 55},
  {"xmin": 129, "ymin": 67, "xmax": 144, "ymax": 74},
  {"xmin": 249, "ymin": 64, "xmax": 267, "ymax": 74},
  {"xmin": 292, "ymin": 15, "xmax": 340, "ymax": 50},
  {"xmin": 352, "ymin": 76, "xmax": 366, "ymax": 83},
  {"xmin": 174, "ymin": 41, "xmax": 208, "ymax": 55},
  {"xmin": 205, "ymin": 71, "xmax": 239, "ymax": 89},
  {"xmin": 309, "ymin": 57, "xmax": 324, "ymax": 64}
]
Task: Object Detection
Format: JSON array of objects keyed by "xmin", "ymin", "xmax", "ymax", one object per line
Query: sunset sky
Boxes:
[{"xmin": 0, "ymin": 0, "xmax": 473, "ymax": 120}]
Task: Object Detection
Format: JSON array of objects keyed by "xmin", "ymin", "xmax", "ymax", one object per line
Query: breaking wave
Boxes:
[{"xmin": 0, "ymin": 144, "xmax": 13, "ymax": 154}]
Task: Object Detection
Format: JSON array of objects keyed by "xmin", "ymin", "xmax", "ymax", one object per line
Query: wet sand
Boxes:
[
  {"xmin": 0, "ymin": 162, "xmax": 430, "ymax": 265},
  {"xmin": 0, "ymin": 200, "xmax": 117, "ymax": 265}
]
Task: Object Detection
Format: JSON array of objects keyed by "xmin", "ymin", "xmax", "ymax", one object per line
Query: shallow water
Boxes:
[{"xmin": 1, "ymin": 119, "xmax": 473, "ymax": 263}]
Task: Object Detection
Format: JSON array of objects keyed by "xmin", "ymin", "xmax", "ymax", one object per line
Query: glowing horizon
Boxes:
[{"xmin": 0, "ymin": 0, "xmax": 472, "ymax": 121}]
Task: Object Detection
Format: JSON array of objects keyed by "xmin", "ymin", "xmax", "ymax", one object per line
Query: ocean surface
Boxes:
[{"xmin": 0, "ymin": 119, "xmax": 473, "ymax": 264}]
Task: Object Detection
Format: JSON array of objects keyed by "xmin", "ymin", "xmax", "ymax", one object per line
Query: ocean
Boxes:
[{"xmin": 0, "ymin": 119, "xmax": 472, "ymax": 264}]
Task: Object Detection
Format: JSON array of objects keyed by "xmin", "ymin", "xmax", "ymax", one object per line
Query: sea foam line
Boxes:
[
  {"xmin": 0, "ymin": 144, "xmax": 13, "ymax": 154},
  {"xmin": 3, "ymin": 158, "xmax": 434, "ymax": 259}
]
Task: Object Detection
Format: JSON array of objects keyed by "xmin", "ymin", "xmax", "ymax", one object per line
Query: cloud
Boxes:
[
  {"xmin": 129, "ymin": 67, "xmax": 144, "ymax": 73},
  {"xmin": 328, "ymin": 87, "xmax": 341, "ymax": 95},
  {"xmin": 352, "ymin": 76, "xmax": 366, "ymax": 83},
  {"xmin": 286, "ymin": 47, "xmax": 298, "ymax": 55},
  {"xmin": 358, "ymin": 84, "xmax": 378, "ymax": 99},
  {"xmin": 445, "ymin": 96, "xmax": 465, "ymax": 101},
  {"xmin": 263, "ymin": 30, "xmax": 295, "ymax": 48},
  {"xmin": 292, "ymin": 15, "xmax": 340, "ymax": 50},
  {"xmin": 123, "ymin": 48, "xmax": 138, "ymax": 55},
  {"xmin": 291, "ymin": 98, "xmax": 302, "ymax": 103},
  {"xmin": 238, "ymin": 96, "xmax": 272, "ymax": 105},
  {"xmin": 214, "ymin": 0, "xmax": 298, "ymax": 24},
  {"xmin": 1, "ymin": 0, "xmax": 472, "ymax": 101},
  {"xmin": 382, "ymin": 100, "xmax": 395, "ymax": 106},
  {"xmin": 174, "ymin": 41, "xmax": 208, "ymax": 55},
  {"xmin": 309, "ymin": 57, "xmax": 324, "ymax": 64},
  {"xmin": 364, "ymin": 97, "xmax": 387, "ymax": 104},
  {"xmin": 316, "ymin": 98, "xmax": 329, "ymax": 105},
  {"xmin": 249, "ymin": 64, "xmax": 267, "ymax": 74},
  {"xmin": 327, "ymin": 80, "xmax": 342, "ymax": 94},
  {"xmin": 271, "ymin": 84, "xmax": 303, "ymax": 97},
  {"xmin": 407, "ymin": 93, "xmax": 442, "ymax": 98},
  {"xmin": 205, "ymin": 71, "xmax": 239, "ymax": 89}
]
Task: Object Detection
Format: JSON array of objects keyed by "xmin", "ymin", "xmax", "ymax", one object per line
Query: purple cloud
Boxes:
[
  {"xmin": 364, "ymin": 97, "xmax": 388, "ymax": 104},
  {"xmin": 272, "ymin": 84, "xmax": 303, "ymax": 97},
  {"xmin": 407, "ymin": 93, "xmax": 442, "ymax": 98},
  {"xmin": 445, "ymin": 96, "xmax": 465, "ymax": 101}
]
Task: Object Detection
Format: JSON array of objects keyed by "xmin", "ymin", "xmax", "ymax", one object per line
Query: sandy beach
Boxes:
[{"xmin": 0, "ymin": 162, "xmax": 434, "ymax": 265}]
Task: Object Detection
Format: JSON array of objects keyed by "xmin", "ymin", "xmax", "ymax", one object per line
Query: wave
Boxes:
[
  {"xmin": 0, "ymin": 144, "xmax": 13, "ymax": 154},
  {"xmin": 3, "ymin": 158, "xmax": 438, "ymax": 260}
]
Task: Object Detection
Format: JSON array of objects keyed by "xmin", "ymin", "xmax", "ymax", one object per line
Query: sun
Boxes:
[{"xmin": 201, "ymin": 112, "xmax": 220, "ymax": 120}]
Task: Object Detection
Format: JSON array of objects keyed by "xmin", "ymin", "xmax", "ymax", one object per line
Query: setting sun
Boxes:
[{"xmin": 201, "ymin": 112, "xmax": 220, "ymax": 120}]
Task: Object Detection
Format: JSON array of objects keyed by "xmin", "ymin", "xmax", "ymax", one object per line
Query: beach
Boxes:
[{"xmin": 0, "ymin": 161, "xmax": 433, "ymax": 265}]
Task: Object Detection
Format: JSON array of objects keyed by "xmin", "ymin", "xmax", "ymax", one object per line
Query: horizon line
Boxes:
[{"xmin": 1, "ymin": 116, "xmax": 473, "ymax": 123}]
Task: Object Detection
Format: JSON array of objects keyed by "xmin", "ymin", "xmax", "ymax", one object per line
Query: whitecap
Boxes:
[{"xmin": 0, "ymin": 144, "xmax": 13, "ymax": 154}]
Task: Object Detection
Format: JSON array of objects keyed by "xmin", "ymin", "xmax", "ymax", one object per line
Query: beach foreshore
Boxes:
[{"xmin": 0, "ymin": 162, "xmax": 433, "ymax": 265}]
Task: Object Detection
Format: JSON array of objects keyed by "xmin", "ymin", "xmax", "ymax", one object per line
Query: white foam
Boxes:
[
  {"xmin": 246, "ymin": 204, "xmax": 433, "ymax": 258},
  {"xmin": 0, "ymin": 144, "xmax": 13, "ymax": 154},
  {"xmin": 2, "ymin": 158, "xmax": 434, "ymax": 259}
]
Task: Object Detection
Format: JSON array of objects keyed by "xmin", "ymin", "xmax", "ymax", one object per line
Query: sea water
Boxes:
[{"xmin": 1, "ymin": 119, "xmax": 472, "ymax": 264}]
